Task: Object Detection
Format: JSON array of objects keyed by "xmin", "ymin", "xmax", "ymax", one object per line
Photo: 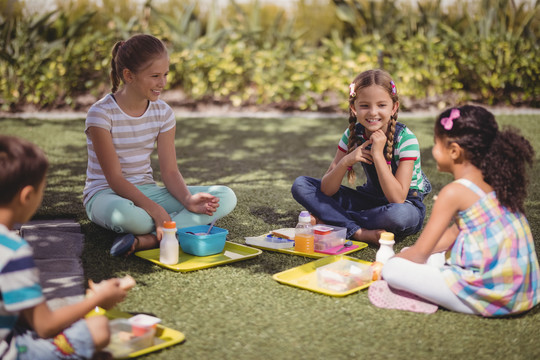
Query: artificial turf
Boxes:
[{"xmin": 1, "ymin": 112, "xmax": 538, "ymax": 359}]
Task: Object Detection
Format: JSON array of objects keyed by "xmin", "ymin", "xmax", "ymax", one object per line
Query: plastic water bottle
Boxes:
[
  {"xmin": 159, "ymin": 221, "xmax": 179, "ymax": 265},
  {"xmin": 294, "ymin": 211, "xmax": 314, "ymax": 253},
  {"xmin": 375, "ymin": 232, "xmax": 395, "ymax": 264}
]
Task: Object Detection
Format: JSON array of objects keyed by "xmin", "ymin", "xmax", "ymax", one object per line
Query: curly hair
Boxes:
[
  {"xmin": 435, "ymin": 105, "xmax": 534, "ymax": 213},
  {"xmin": 346, "ymin": 69, "xmax": 399, "ymax": 183},
  {"xmin": 110, "ymin": 34, "xmax": 168, "ymax": 93}
]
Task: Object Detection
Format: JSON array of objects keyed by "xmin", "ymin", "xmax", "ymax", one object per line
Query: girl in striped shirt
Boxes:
[
  {"xmin": 292, "ymin": 69, "xmax": 431, "ymax": 245},
  {"xmin": 83, "ymin": 34, "xmax": 237, "ymax": 256},
  {"xmin": 374, "ymin": 105, "xmax": 540, "ymax": 316}
]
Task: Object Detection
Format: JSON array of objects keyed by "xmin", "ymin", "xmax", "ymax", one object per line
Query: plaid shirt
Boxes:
[{"xmin": 442, "ymin": 179, "xmax": 540, "ymax": 316}]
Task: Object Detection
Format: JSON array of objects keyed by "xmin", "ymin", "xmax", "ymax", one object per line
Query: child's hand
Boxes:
[
  {"xmin": 149, "ymin": 205, "xmax": 172, "ymax": 241},
  {"xmin": 88, "ymin": 278, "xmax": 128, "ymax": 310},
  {"xmin": 369, "ymin": 129, "xmax": 387, "ymax": 156},
  {"xmin": 345, "ymin": 140, "xmax": 373, "ymax": 167},
  {"xmin": 186, "ymin": 193, "xmax": 220, "ymax": 216}
]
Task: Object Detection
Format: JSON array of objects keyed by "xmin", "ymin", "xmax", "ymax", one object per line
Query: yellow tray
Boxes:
[
  {"xmin": 135, "ymin": 241, "xmax": 262, "ymax": 272},
  {"xmin": 247, "ymin": 237, "xmax": 368, "ymax": 259},
  {"xmin": 272, "ymin": 255, "xmax": 373, "ymax": 297},
  {"xmin": 86, "ymin": 307, "xmax": 184, "ymax": 359}
]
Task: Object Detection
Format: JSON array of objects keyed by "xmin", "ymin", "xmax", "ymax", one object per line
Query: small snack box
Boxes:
[
  {"xmin": 129, "ymin": 314, "xmax": 161, "ymax": 336},
  {"xmin": 316, "ymin": 258, "xmax": 372, "ymax": 292},
  {"xmin": 313, "ymin": 225, "xmax": 347, "ymax": 251},
  {"xmin": 245, "ymin": 234, "xmax": 295, "ymax": 249},
  {"xmin": 105, "ymin": 314, "xmax": 161, "ymax": 358}
]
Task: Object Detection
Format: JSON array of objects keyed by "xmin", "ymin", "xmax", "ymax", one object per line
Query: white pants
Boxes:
[{"xmin": 381, "ymin": 255, "xmax": 479, "ymax": 315}]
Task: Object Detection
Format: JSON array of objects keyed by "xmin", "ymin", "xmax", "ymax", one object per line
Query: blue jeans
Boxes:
[{"xmin": 291, "ymin": 176, "xmax": 427, "ymax": 240}]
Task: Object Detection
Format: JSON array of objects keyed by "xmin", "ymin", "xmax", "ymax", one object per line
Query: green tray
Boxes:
[
  {"xmin": 273, "ymin": 255, "xmax": 374, "ymax": 297},
  {"xmin": 135, "ymin": 241, "xmax": 262, "ymax": 272}
]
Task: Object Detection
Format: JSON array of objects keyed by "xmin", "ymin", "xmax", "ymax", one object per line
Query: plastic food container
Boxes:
[
  {"xmin": 313, "ymin": 225, "xmax": 347, "ymax": 251},
  {"xmin": 129, "ymin": 314, "xmax": 161, "ymax": 336},
  {"xmin": 316, "ymin": 258, "xmax": 373, "ymax": 292},
  {"xmin": 105, "ymin": 318, "xmax": 157, "ymax": 358},
  {"xmin": 245, "ymin": 235, "xmax": 295, "ymax": 249},
  {"xmin": 177, "ymin": 225, "xmax": 228, "ymax": 256}
]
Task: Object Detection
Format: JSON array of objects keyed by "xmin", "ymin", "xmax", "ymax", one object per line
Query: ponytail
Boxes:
[
  {"xmin": 110, "ymin": 41, "xmax": 123, "ymax": 93},
  {"xmin": 481, "ymin": 128, "xmax": 534, "ymax": 213}
]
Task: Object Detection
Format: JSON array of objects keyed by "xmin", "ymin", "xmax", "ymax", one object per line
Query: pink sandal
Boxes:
[{"xmin": 368, "ymin": 280, "xmax": 438, "ymax": 314}]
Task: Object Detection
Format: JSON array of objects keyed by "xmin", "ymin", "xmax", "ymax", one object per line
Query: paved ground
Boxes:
[
  {"xmin": 2, "ymin": 106, "xmax": 539, "ymax": 121},
  {"xmin": 14, "ymin": 219, "xmax": 86, "ymax": 310}
]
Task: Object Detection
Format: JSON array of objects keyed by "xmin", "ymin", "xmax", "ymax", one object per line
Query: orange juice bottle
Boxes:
[{"xmin": 294, "ymin": 211, "xmax": 314, "ymax": 253}]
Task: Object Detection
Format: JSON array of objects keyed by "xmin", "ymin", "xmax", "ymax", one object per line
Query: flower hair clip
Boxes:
[
  {"xmin": 390, "ymin": 81, "xmax": 397, "ymax": 95},
  {"xmin": 349, "ymin": 83, "xmax": 356, "ymax": 98},
  {"xmin": 440, "ymin": 108, "xmax": 460, "ymax": 131}
]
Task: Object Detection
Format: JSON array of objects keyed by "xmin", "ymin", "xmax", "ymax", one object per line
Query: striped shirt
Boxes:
[
  {"xmin": 83, "ymin": 94, "xmax": 176, "ymax": 204},
  {"xmin": 0, "ymin": 224, "xmax": 44, "ymax": 359},
  {"xmin": 442, "ymin": 179, "xmax": 540, "ymax": 316},
  {"xmin": 337, "ymin": 123, "xmax": 426, "ymax": 192}
]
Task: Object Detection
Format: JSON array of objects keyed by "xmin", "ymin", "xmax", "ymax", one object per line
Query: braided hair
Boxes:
[
  {"xmin": 347, "ymin": 69, "xmax": 399, "ymax": 183},
  {"xmin": 109, "ymin": 34, "xmax": 168, "ymax": 93},
  {"xmin": 435, "ymin": 105, "xmax": 534, "ymax": 213}
]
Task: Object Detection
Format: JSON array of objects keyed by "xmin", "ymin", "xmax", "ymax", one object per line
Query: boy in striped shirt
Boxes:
[{"xmin": 0, "ymin": 135, "xmax": 127, "ymax": 359}]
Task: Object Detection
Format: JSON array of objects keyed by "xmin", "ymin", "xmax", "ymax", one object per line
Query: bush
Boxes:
[{"xmin": 0, "ymin": 0, "xmax": 538, "ymax": 111}]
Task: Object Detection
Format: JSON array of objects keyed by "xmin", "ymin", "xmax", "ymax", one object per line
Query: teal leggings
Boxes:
[{"xmin": 85, "ymin": 184, "xmax": 237, "ymax": 234}]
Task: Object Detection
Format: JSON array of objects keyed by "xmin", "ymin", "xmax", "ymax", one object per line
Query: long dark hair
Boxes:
[{"xmin": 435, "ymin": 105, "xmax": 534, "ymax": 213}]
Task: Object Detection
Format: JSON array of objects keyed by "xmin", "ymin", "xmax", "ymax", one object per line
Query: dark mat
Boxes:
[{"xmin": 16, "ymin": 220, "xmax": 86, "ymax": 309}]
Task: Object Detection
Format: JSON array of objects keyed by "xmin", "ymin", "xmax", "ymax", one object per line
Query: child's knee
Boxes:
[
  {"xmin": 209, "ymin": 186, "xmax": 237, "ymax": 215},
  {"xmin": 108, "ymin": 201, "xmax": 153, "ymax": 234},
  {"xmin": 385, "ymin": 204, "xmax": 423, "ymax": 235},
  {"xmin": 90, "ymin": 196, "xmax": 153, "ymax": 234},
  {"xmin": 291, "ymin": 176, "xmax": 317, "ymax": 197},
  {"xmin": 86, "ymin": 316, "xmax": 110, "ymax": 350},
  {"xmin": 221, "ymin": 186, "xmax": 237, "ymax": 209}
]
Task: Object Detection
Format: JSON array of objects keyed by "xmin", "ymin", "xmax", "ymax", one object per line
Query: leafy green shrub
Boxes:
[{"xmin": 0, "ymin": 0, "xmax": 538, "ymax": 111}]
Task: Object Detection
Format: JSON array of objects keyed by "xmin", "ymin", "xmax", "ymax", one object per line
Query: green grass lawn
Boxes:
[{"xmin": 1, "ymin": 112, "xmax": 539, "ymax": 359}]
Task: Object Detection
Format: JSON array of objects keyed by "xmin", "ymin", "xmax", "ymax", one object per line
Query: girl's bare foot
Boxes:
[
  {"xmin": 127, "ymin": 234, "xmax": 159, "ymax": 256},
  {"xmin": 309, "ymin": 214, "xmax": 324, "ymax": 226},
  {"xmin": 352, "ymin": 228, "xmax": 386, "ymax": 245}
]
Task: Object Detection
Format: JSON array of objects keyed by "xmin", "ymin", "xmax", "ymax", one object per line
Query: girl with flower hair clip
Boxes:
[
  {"xmin": 292, "ymin": 69, "xmax": 431, "ymax": 244},
  {"xmin": 370, "ymin": 105, "xmax": 540, "ymax": 316}
]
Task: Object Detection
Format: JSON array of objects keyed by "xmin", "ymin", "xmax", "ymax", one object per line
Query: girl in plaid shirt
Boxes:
[{"xmin": 371, "ymin": 105, "xmax": 540, "ymax": 316}]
